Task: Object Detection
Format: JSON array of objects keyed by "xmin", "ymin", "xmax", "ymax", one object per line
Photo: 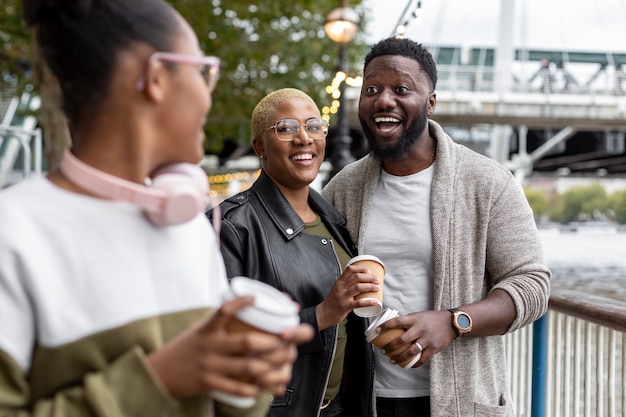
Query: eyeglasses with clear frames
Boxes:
[
  {"xmin": 136, "ymin": 52, "xmax": 221, "ymax": 93},
  {"xmin": 265, "ymin": 118, "xmax": 329, "ymax": 142}
]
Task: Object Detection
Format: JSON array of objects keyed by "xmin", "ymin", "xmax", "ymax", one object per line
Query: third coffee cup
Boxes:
[{"xmin": 364, "ymin": 308, "xmax": 421, "ymax": 369}]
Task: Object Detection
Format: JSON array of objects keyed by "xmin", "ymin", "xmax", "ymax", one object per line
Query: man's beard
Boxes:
[{"xmin": 360, "ymin": 99, "xmax": 429, "ymax": 162}]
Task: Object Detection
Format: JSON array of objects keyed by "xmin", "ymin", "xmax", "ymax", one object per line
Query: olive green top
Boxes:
[{"xmin": 304, "ymin": 215, "xmax": 349, "ymax": 403}]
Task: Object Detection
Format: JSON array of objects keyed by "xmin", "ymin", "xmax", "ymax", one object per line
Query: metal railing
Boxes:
[
  {"xmin": 0, "ymin": 125, "xmax": 42, "ymax": 187},
  {"xmin": 435, "ymin": 65, "xmax": 622, "ymax": 96},
  {"xmin": 0, "ymin": 92, "xmax": 41, "ymax": 188},
  {"xmin": 506, "ymin": 288, "xmax": 626, "ymax": 417}
]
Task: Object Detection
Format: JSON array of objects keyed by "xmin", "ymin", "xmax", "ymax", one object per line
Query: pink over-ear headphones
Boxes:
[{"xmin": 60, "ymin": 149, "xmax": 209, "ymax": 227}]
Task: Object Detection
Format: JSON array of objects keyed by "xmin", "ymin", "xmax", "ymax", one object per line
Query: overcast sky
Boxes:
[{"xmin": 361, "ymin": 0, "xmax": 626, "ymax": 53}]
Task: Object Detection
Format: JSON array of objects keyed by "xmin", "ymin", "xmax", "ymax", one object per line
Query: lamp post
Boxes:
[{"xmin": 324, "ymin": 3, "xmax": 359, "ymax": 179}]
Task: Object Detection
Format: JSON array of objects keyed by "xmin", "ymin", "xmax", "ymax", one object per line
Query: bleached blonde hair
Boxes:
[{"xmin": 251, "ymin": 88, "xmax": 318, "ymax": 140}]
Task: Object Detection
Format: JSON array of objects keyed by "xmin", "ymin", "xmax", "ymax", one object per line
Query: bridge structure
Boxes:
[
  {"xmin": 341, "ymin": 45, "xmax": 626, "ymax": 184},
  {"xmin": 339, "ymin": 0, "xmax": 626, "ymax": 185}
]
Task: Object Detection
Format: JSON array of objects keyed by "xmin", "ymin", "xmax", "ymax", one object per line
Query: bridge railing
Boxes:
[
  {"xmin": 505, "ymin": 288, "xmax": 626, "ymax": 417},
  {"xmin": 436, "ymin": 65, "xmax": 622, "ymax": 97}
]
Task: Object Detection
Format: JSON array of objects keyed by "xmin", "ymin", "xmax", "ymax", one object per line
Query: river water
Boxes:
[{"xmin": 538, "ymin": 228, "xmax": 626, "ymax": 302}]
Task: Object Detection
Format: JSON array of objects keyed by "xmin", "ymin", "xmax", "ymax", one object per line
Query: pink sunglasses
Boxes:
[{"xmin": 136, "ymin": 52, "xmax": 221, "ymax": 92}]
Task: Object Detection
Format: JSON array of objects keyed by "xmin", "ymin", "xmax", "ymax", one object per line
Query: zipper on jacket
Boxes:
[{"xmin": 313, "ymin": 238, "xmax": 342, "ymax": 416}]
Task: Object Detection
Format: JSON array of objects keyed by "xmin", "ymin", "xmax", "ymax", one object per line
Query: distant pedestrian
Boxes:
[
  {"xmin": 614, "ymin": 66, "xmax": 625, "ymax": 95},
  {"xmin": 539, "ymin": 58, "xmax": 554, "ymax": 93},
  {"xmin": 558, "ymin": 61, "xmax": 577, "ymax": 93},
  {"xmin": 529, "ymin": 58, "xmax": 554, "ymax": 94}
]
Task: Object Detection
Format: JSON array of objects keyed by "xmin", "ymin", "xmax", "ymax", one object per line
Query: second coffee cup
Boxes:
[
  {"xmin": 346, "ymin": 255, "xmax": 385, "ymax": 317},
  {"xmin": 364, "ymin": 308, "xmax": 421, "ymax": 369},
  {"xmin": 211, "ymin": 276, "xmax": 300, "ymax": 408}
]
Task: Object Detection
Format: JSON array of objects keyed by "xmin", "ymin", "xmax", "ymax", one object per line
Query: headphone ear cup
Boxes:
[{"xmin": 146, "ymin": 163, "xmax": 209, "ymax": 227}]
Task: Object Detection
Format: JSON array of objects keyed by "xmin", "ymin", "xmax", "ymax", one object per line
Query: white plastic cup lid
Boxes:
[
  {"xmin": 223, "ymin": 276, "xmax": 300, "ymax": 333},
  {"xmin": 211, "ymin": 390, "xmax": 256, "ymax": 408},
  {"xmin": 364, "ymin": 308, "xmax": 399, "ymax": 342},
  {"xmin": 345, "ymin": 254, "xmax": 385, "ymax": 271},
  {"xmin": 353, "ymin": 298, "xmax": 383, "ymax": 318}
]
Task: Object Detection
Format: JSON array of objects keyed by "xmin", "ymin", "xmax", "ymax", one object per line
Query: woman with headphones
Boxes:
[{"xmin": 0, "ymin": 1, "xmax": 312, "ymax": 416}]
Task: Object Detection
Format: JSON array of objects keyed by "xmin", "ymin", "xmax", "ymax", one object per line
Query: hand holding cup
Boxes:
[
  {"xmin": 346, "ymin": 255, "xmax": 386, "ymax": 317},
  {"xmin": 364, "ymin": 308, "xmax": 422, "ymax": 368},
  {"xmin": 145, "ymin": 293, "xmax": 303, "ymax": 402},
  {"xmin": 211, "ymin": 276, "xmax": 305, "ymax": 408}
]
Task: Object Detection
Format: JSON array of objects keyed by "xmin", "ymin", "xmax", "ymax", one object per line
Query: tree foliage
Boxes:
[
  {"xmin": 0, "ymin": 0, "xmax": 33, "ymax": 97},
  {"xmin": 608, "ymin": 189, "xmax": 626, "ymax": 224},
  {"xmin": 171, "ymin": 0, "xmax": 367, "ymax": 153},
  {"xmin": 523, "ymin": 187, "xmax": 549, "ymax": 219},
  {"xmin": 547, "ymin": 183, "xmax": 609, "ymax": 223},
  {"xmin": 1, "ymin": 0, "xmax": 368, "ymax": 160},
  {"xmin": 524, "ymin": 183, "xmax": 626, "ymax": 225}
]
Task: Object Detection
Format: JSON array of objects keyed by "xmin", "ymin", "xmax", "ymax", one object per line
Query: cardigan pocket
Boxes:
[
  {"xmin": 473, "ymin": 403, "xmax": 509, "ymax": 416},
  {"xmin": 473, "ymin": 394, "xmax": 512, "ymax": 417}
]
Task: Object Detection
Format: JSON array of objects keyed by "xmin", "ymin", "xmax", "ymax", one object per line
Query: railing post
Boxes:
[{"xmin": 531, "ymin": 314, "xmax": 548, "ymax": 417}]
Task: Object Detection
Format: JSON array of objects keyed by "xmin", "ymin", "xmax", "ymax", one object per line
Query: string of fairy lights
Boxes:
[
  {"xmin": 392, "ymin": 0, "xmax": 424, "ymax": 38},
  {"xmin": 207, "ymin": 170, "xmax": 260, "ymax": 201},
  {"xmin": 321, "ymin": 71, "xmax": 363, "ymax": 124},
  {"xmin": 321, "ymin": 0, "xmax": 425, "ymax": 125}
]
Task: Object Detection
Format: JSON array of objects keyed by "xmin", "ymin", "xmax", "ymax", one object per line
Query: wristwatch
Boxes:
[{"xmin": 448, "ymin": 308, "xmax": 472, "ymax": 337}]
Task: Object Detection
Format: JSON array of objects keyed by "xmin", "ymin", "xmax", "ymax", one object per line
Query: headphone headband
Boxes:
[
  {"xmin": 60, "ymin": 149, "xmax": 165, "ymax": 212},
  {"xmin": 60, "ymin": 149, "xmax": 209, "ymax": 226}
]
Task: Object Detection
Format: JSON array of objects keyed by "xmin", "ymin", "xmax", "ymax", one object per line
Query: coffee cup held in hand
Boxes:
[
  {"xmin": 364, "ymin": 308, "xmax": 421, "ymax": 369},
  {"xmin": 211, "ymin": 276, "xmax": 300, "ymax": 408},
  {"xmin": 346, "ymin": 255, "xmax": 385, "ymax": 317}
]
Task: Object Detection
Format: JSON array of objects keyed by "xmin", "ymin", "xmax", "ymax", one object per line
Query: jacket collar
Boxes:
[{"xmin": 251, "ymin": 171, "xmax": 347, "ymax": 241}]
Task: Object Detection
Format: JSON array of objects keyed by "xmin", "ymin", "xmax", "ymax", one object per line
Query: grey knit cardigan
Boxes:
[{"xmin": 322, "ymin": 119, "xmax": 551, "ymax": 417}]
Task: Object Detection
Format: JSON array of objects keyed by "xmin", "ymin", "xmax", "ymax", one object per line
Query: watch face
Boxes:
[{"xmin": 457, "ymin": 313, "xmax": 471, "ymax": 329}]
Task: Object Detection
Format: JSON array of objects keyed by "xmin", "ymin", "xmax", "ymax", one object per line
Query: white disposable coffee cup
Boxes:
[
  {"xmin": 210, "ymin": 276, "xmax": 300, "ymax": 408},
  {"xmin": 346, "ymin": 255, "xmax": 385, "ymax": 317},
  {"xmin": 364, "ymin": 308, "xmax": 421, "ymax": 369}
]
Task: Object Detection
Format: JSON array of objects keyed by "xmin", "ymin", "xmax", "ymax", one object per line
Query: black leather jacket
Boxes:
[{"xmin": 207, "ymin": 171, "xmax": 374, "ymax": 417}]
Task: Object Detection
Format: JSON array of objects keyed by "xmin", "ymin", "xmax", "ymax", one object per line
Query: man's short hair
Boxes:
[{"xmin": 363, "ymin": 37, "xmax": 438, "ymax": 91}]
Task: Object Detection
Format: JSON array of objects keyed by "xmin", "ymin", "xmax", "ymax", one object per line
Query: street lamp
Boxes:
[{"xmin": 324, "ymin": 3, "xmax": 359, "ymax": 179}]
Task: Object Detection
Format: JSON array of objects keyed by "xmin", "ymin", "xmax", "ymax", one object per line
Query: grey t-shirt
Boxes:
[{"xmin": 363, "ymin": 163, "xmax": 435, "ymax": 398}]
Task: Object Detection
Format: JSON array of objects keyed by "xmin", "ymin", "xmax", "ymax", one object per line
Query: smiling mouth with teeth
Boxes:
[
  {"xmin": 291, "ymin": 153, "xmax": 313, "ymax": 161},
  {"xmin": 375, "ymin": 117, "xmax": 400, "ymax": 123},
  {"xmin": 375, "ymin": 116, "xmax": 400, "ymax": 132}
]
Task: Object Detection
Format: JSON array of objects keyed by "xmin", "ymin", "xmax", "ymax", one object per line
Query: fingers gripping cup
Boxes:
[
  {"xmin": 364, "ymin": 308, "xmax": 422, "ymax": 369},
  {"xmin": 346, "ymin": 255, "xmax": 385, "ymax": 317},
  {"xmin": 211, "ymin": 276, "xmax": 300, "ymax": 408}
]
